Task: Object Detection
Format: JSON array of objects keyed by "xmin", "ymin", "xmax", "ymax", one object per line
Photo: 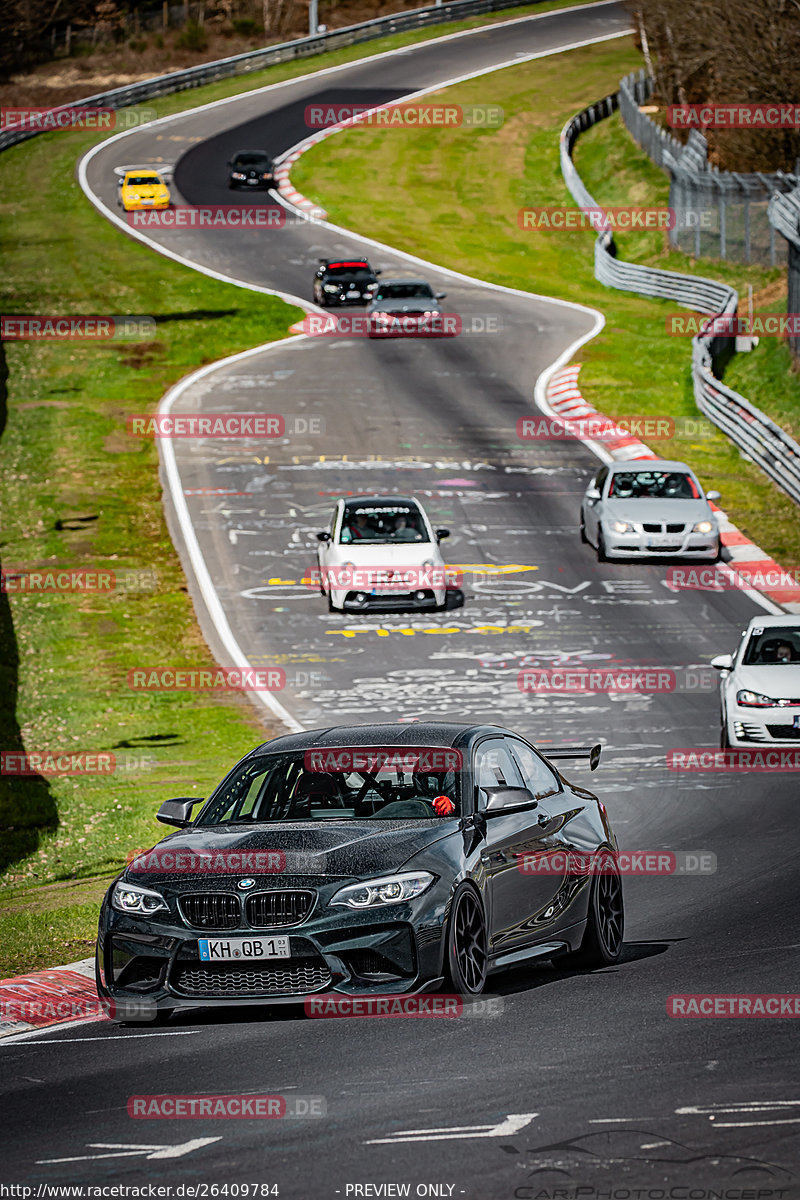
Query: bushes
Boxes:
[{"xmin": 176, "ymin": 19, "xmax": 207, "ymax": 51}]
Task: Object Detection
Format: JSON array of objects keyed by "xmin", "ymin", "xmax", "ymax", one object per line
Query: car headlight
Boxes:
[
  {"xmin": 736, "ymin": 689, "xmax": 777, "ymax": 708},
  {"xmin": 610, "ymin": 520, "xmax": 635, "ymax": 534},
  {"xmin": 231, "ymin": 172, "xmax": 246, "ymax": 180},
  {"xmin": 127, "ymin": 193, "xmax": 140, "ymax": 202},
  {"xmin": 692, "ymin": 520, "xmax": 715, "ymax": 534},
  {"xmin": 112, "ymin": 882, "xmax": 168, "ymax": 915},
  {"xmin": 261, "ymin": 172, "xmax": 272, "ymax": 180},
  {"xmin": 323, "ymin": 284, "xmax": 340, "ymax": 293},
  {"xmin": 331, "ymin": 871, "xmax": 435, "ymax": 909}
]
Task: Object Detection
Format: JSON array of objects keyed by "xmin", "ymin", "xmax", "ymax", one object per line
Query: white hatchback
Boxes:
[
  {"xmin": 712, "ymin": 616, "xmax": 800, "ymax": 747},
  {"xmin": 315, "ymin": 496, "xmax": 460, "ymax": 612}
]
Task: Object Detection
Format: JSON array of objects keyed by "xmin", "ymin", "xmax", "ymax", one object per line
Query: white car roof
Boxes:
[{"xmin": 744, "ymin": 615, "xmax": 800, "ymax": 629}]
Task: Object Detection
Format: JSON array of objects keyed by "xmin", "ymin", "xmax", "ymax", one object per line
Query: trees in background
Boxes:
[{"xmin": 625, "ymin": 0, "xmax": 800, "ymax": 172}]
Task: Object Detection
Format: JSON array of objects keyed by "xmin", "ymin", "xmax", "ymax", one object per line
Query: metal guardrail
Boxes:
[
  {"xmin": 617, "ymin": 69, "xmax": 795, "ymax": 266},
  {"xmin": 769, "ymin": 188, "xmax": 800, "ymax": 360},
  {"xmin": 0, "ymin": 0, "xmax": 543, "ymax": 155},
  {"xmin": 560, "ymin": 96, "xmax": 800, "ymax": 507}
]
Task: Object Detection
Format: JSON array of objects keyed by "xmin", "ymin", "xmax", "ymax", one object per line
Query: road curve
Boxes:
[{"xmin": 2, "ymin": 6, "xmax": 797, "ymax": 1195}]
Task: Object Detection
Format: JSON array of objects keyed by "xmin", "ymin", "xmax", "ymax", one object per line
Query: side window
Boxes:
[
  {"xmin": 594, "ymin": 466, "xmax": 608, "ymax": 494},
  {"xmin": 474, "ymin": 739, "xmax": 524, "ymax": 810},
  {"xmin": 507, "ymin": 739, "xmax": 561, "ymax": 801}
]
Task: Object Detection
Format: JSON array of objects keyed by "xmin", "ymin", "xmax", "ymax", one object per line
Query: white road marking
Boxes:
[
  {"xmin": 676, "ymin": 1101, "xmax": 800, "ymax": 1114},
  {"xmin": 365, "ymin": 1112, "xmax": 537, "ymax": 1143},
  {"xmin": 713, "ymin": 1118, "xmax": 800, "ymax": 1128},
  {"xmin": 24, "ymin": 1031, "xmax": 200, "ymax": 1043},
  {"xmin": 38, "ymin": 1138, "xmax": 221, "ymax": 1164}
]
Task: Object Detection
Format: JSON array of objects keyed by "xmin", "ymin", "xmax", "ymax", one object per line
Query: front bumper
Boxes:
[
  {"xmin": 97, "ymin": 895, "xmax": 447, "ymax": 1015},
  {"xmin": 322, "ymin": 293, "xmax": 373, "ymax": 306},
  {"xmin": 337, "ymin": 587, "xmax": 443, "ymax": 611},
  {"xmin": 603, "ymin": 526, "xmax": 719, "ymax": 559},
  {"xmin": 725, "ymin": 702, "xmax": 800, "ymax": 745}
]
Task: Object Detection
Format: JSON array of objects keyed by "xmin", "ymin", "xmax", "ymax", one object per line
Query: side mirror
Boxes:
[
  {"xmin": 316, "ymin": 531, "xmax": 331, "ymax": 542},
  {"xmin": 374, "ymin": 269, "xmax": 382, "ymax": 275},
  {"xmin": 484, "ymin": 787, "xmax": 537, "ymax": 815},
  {"xmin": 436, "ymin": 292, "xmax": 446, "ymax": 299},
  {"xmin": 585, "ymin": 487, "xmax": 601, "ymax": 502},
  {"xmin": 435, "ymin": 527, "xmax": 450, "ymax": 540},
  {"xmin": 710, "ymin": 653, "xmax": 734, "ymax": 672},
  {"xmin": 156, "ymin": 797, "xmax": 203, "ymax": 828},
  {"xmin": 706, "ymin": 490, "xmax": 721, "ymax": 502}
]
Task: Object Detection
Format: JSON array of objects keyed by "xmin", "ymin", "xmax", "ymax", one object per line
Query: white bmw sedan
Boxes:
[
  {"xmin": 315, "ymin": 496, "xmax": 459, "ymax": 612},
  {"xmin": 712, "ymin": 616, "xmax": 800, "ymax": 747},
  {"xmin": 580, "ymin": 460, "xmax": 721, "ymax": 562}
]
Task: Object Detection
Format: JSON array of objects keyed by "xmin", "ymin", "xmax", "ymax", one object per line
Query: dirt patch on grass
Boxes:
[{"xmin": 0, "ymin": 874, "xmax": 115, "ymax": 914}]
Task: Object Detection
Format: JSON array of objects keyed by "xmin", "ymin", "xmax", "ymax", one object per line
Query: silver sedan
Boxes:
[
  {"xmin": 366, "ymin": 279, "xmax": 451, "ymax": 337},
  {"xmin": 580, "ymin": 459, "xmax": 721, "ymax": 562}
]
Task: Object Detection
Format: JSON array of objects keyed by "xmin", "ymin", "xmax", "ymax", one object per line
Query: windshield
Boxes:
[
  {"xmin": 234, "ymin": 155, "xmax": 271, "ymax": 166},
  {"xmin": 127, "ymin": 175, "xmax": 162, "ymax": 186},
  {"xmin": 742, "ymin": 626, "xmax": 800, "ymax": 665},
  {"xmin": 198, "ymin": 748, "xmax": 461, "ymax": 824},
  {"xmin": 608, "ymin": 470, "xmax": 699, "ymax": 499},
  {"xmin": 375, "ymin": 283, "xmax": 434, "ymax": 300},
  {"xmin": 339, "ymin": 503, "xmax": 429, "ymax": 544}
]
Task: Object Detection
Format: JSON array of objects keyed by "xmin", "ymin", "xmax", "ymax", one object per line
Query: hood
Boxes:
[
  {"xmin": 368, "ymin": 298, "xmax": 441, "ymax": 314},
  {"xmin": 329, "ymin": 275, "xmax": 373, "ymax": 288},
  {"xmin": 734, "ymin": 663, "xmax": 800, "ymax": 700},
  {"xmin": 127, "ymin": 183, "xmax": 167, "ymax": 198},
  {"xmin": 329, "ymin": 541, "xmax": 440, "ymax": 566},
  {"xmin": 603, "ymin": 498, "xmax": 712, "ymax": 525},
  {"xmin": 124, "ymin": 821, "xmax": 455, "ymax": 884}
]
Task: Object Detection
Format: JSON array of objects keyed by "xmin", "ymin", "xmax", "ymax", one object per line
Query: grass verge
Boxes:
[
  {"xmin": 0, "ymin": 121, "xmax": 301, "ymax": 974},
  {"xmin": 292, "ymin": 38, "xmax": 800, "ymax": 571}
]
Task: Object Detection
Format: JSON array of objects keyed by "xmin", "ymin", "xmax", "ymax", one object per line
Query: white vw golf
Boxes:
[
  {"xmin": 315, "ymin": 496, "xmax": 462, "ymax": 613},
  {"xmin": 712, "ymin": 616, "xmax": 800, "ymax": 747}
]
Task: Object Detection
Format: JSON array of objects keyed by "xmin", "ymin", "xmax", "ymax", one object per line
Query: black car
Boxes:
[
  {"xmin": 96, "ymin": 723, "xmax": 623, "ymax": 1022},
  {"xmin": 313, "ymin": 258, "xmax": 380, "ymax": 306},
  {"xmin": 227, "ymin": 149, "xmax": 275, "ymax": 189}
]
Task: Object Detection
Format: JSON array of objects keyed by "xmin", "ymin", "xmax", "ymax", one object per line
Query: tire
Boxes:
[
  {"xmin": 444, "ymin": 884, "xmax": 488, "ymax": 995},
  {"xmin": 720, "ymin": 720, "xmax": 731, "ymax": 749},
  {"xmin": 563, "ymin": 853, "xmax": 624, "ymax": 969},
  {"xmin": 596, "ymin": 529, "xmax": 608, "ymax": 562},
  {"xmin": 327, "ymin": 591, "xmax": 336, "ymax": 613},
  {"xmin": 580, "ymin": 512, "xmax": 588, "ymax": 544}
]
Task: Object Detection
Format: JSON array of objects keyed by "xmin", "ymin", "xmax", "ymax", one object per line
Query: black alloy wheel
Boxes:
[
  {"xmin": 564, "ymin": 853, "xmax": 624, "ymax": 968},
  {"xmin": 446, "ymin": 884, "xmax": 488, "ymax": 994}
]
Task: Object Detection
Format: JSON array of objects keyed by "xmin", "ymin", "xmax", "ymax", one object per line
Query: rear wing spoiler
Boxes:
[{"xmin": 544, "ymin": 744, "xmax": 602, "ymax": 772}]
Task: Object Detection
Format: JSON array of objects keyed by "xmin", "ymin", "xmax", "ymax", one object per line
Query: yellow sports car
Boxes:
[{"xmin": 118, "ymin": 170, "xmax": 171, "ymax": 212}]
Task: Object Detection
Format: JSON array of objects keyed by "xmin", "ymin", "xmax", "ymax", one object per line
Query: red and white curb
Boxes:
[
  {"xmin": 546, "ymin": 364, "xmax": 800, "ymax": 613},
  {"xmin": 0, "ymin": 957, "xmax": 104, "ymax": 1041},
  {"xmin": 274, "ymin": 148, "xmax": 328, "ymax": 220}
]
